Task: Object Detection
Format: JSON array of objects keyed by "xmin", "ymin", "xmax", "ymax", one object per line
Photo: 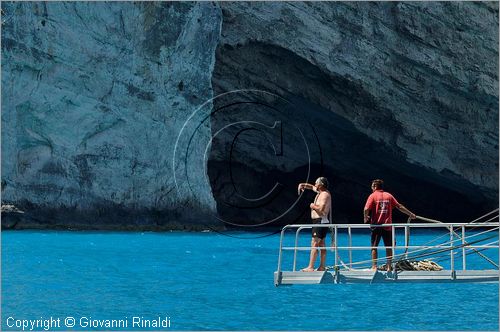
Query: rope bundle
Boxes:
[{"xmin": 396, "ymin": 259, "xmax": 443, "ymax": 271}]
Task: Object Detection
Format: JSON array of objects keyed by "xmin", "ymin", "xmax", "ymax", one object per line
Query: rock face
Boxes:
[
  {"xmin": 209, "ymin": 1, "xmax": 499, "ymax": 226},
  {"xmin": 1, "ymin": 2, "xmax": 222, "ymax": 229},
  {"xmin": 1, "ymin": 2, "xmax": 498, "ymax": 229}
]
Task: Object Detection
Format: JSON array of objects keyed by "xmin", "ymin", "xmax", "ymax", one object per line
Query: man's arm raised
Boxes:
[{"xmin": 298, "ymin": 183, "xmax": 317, "ymax": 195}]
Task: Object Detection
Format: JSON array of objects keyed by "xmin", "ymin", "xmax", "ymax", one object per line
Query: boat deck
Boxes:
[
  {"xmin": 274, "ymin": 219, "xmax": 499, "ymax": 286},
  {"xmin": 274, "ymin": 269, "xmax": 499, "ymax": 285}
]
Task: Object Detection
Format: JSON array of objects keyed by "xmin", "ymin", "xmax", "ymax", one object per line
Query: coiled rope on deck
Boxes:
[{"xmin": 396, "ymin": 259, "xmax": 444, "ymax": 271}]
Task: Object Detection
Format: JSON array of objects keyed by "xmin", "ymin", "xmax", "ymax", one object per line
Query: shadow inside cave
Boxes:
[{"xmin": 207, "ymin": 41, "xmax": 497, "ymax": 230}]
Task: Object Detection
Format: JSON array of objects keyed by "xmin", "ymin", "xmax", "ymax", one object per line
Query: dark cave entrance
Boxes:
[{"xmin": 207, "ymin": 41, "xmax": 497, "ymax": 229}]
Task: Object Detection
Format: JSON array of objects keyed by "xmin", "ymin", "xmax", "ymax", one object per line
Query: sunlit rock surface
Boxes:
[
  {"xmin": 1, "ymin": 2, "xmax": 498, "ymax": 229},
  {"xmin": 1, "ymin": 2, "xmax": 221, "ymax": 229}
]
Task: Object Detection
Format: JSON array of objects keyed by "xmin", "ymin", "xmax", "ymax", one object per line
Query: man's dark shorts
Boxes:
[
  {"xmin": 312, "ymin": 218, "xmax": 327, "ymax": 239},
  {"xmin": 370, "ymin": 226, "xmax": 393, "ymax": 247}
]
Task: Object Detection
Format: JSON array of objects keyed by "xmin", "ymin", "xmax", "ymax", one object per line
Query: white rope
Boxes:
[
  {"xmin": 469, "ymin": 208, "xmax": 499, "ymax": 224},
  {"xmin": 413, "ymin": 210, "xmax": 499, "ymax": 268},
  {"xmin": 415, "ymin": 208, "xmax": 499, "ymax": 225},
  {"xmin": 415, "ymin": 215, "xmax": 443, "ymax": 223},
  {"xmin": 327, "ymin": 195, "xmax": 351, "ymax": 270},
  {"xmin": 429, "ymin": 239, "xmax": 499, "ymax": 264},
  {"xmin": 402, "ymin": 227, "xmax": 499, "ymax": 264},
  {"xmin": 336, "ymin": 226, "xmax": 499, "ymax": 270},
  {"xmin": 325, "ymin": 209, "xmax": 499, "ymax": 271},
  {"xmin": 482, "ymin": 215, "xmax": 500, "ymax": 224},
  {"xmin": 401, "ymin": 232, "xmax": 498, "ymax": 263}
]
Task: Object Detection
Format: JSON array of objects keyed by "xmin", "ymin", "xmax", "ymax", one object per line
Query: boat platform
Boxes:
[
  {"xmin": 274, "ymin": 218, "xmax": 499, "ymax": 286},
  {"xmin": 274, "ymin": 269, "xmax": 499, "ymax": 285}
]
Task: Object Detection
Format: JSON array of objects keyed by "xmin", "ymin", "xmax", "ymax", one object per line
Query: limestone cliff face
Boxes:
[
  {"xmin": 208, "ymin": 1, "xmax": 498, "ymax": 225},
  {"xmin": 1, "ymin": 2, "xmax": 221, "ymax": 229},
  {"xmin": 215, "ymin": 2, "xmax": 498, "ymax": 189},
  {"xmin": 1, "ymin": 2, "xmax": 498, "ymax": 229}
]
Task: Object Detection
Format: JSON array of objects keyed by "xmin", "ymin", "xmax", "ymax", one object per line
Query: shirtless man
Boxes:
[{"xmin": 297, "ymin": 177, "xmax": 332, "ymax": 272}]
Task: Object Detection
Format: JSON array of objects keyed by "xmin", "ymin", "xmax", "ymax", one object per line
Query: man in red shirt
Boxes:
[{"xmin": 363, "ymin": 179, "xmax": 416, "ymax": 271}]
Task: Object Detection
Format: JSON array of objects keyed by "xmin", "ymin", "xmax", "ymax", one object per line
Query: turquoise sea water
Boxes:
[{"xmin": 2, "ymin": 230, "xmax": 499, "ymax": 331}]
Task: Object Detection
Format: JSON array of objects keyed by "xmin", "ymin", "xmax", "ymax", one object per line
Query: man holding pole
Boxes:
[{"xmin": 364, "ymin": 179, "xmax": 416, "ymax": 271}]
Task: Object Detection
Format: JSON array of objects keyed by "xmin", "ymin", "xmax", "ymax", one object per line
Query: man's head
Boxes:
[
  {"xmin": 315, "ymin": 177, "xmax": 329, "ymax": 190},
  {"xmin": 371, "ymin": 179, "xmax": 384, "ymax": 191}
]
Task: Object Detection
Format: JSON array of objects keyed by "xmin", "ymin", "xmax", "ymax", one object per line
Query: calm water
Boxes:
[{"xmin": 2, "ymin": 230, "xmax": 498, "ymax": 331}]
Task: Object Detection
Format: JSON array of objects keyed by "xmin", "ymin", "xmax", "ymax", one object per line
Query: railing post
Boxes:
[
  {"xmin": 348, "ymin": 225, "xmax": 352, "ymax": 268},
  {"xmin": 292, "ymin": 227, "xmax": 302, "ymax": 272},
  {"xmin": 404, "ymin": 225, "xmax": 408, "ymax": 259},
  {"xmin": 334, "ymin": 225, "xmax": 338, "ymax": 268},
  {"xmin": 462, "ymin": 225, "xmax": 466, "ymax": 270},
  {"xmin": 450, "ymin": 227, "xmax": 454, "ymax": 272},
  {"xmin": 277, "ymin": 227, "xmax": 286, "ymax": 274},
  {"xmin": 391, "ymin": 224, "xmax": 395, "ymax": 271}
]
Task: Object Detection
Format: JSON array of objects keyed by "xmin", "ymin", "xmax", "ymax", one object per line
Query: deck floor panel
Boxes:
[{"xmin": 275, "ymin": 270, "xmax": 499, "ymax": 285}]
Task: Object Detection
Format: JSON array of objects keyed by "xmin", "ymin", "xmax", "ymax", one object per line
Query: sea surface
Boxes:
[{"xmin": 2, "ymin": 229, "xmax": 499, "ymax": 331}]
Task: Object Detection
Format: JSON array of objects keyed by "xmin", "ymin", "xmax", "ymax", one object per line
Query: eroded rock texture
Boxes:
[
  {"xmin": 2, "ymin": 2, "xmax": 221, "ymax": 229},
  {"xmin": 209, "ymin": 2, "xmax": 498, "ymax": 226},
  {"xmin": 1, "ymin": 2, "xmax": 498, "ymax": 229}
]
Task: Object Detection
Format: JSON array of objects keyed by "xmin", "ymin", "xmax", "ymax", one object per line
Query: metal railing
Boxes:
[{"xmin": 276, "ymin": 223, "xmax": 499, "ymax": 274}]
